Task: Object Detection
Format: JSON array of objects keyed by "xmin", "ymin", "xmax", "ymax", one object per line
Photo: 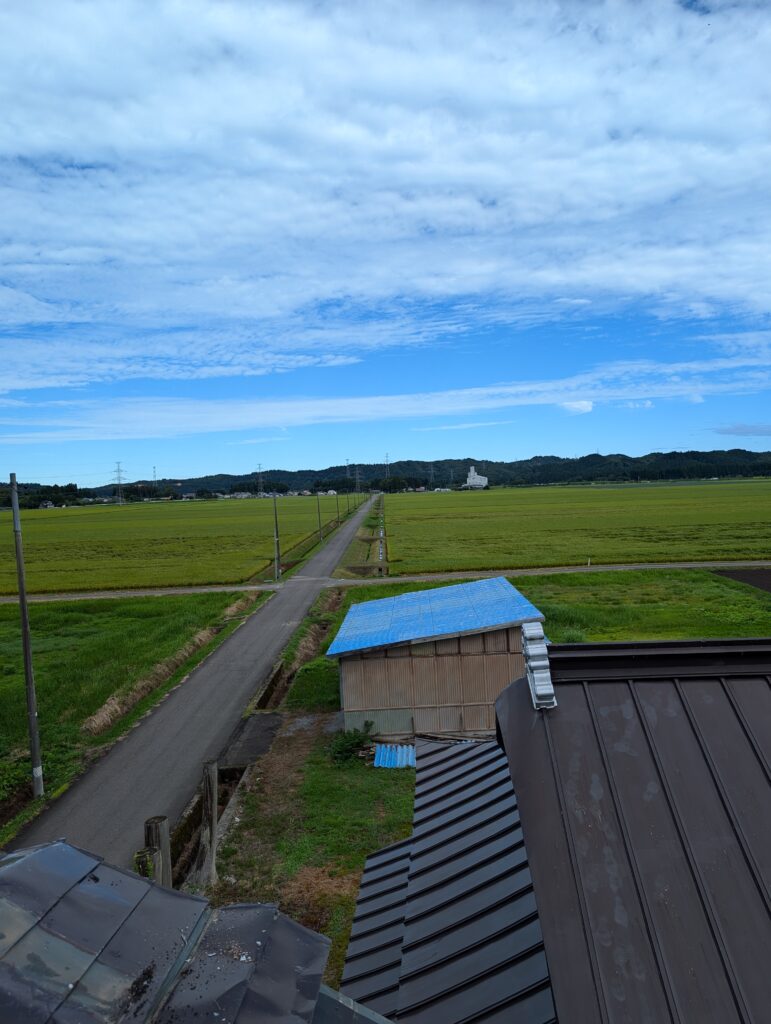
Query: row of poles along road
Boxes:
[{"xmin": 7, "ymin": 474, "xmax": 365, "ymax": 801}]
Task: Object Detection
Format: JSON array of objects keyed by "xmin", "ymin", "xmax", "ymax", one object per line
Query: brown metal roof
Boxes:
[
  {"xmin": 496, "ymin": 638, "xmax": 771, "ymax": 1024},
  {"xmin": 342, "ymin": 739, "xmax": 557, "ymax": 1024}
]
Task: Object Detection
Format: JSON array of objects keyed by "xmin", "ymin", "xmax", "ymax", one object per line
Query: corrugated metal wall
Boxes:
[{"xmin": 341, "ymin": 627, "xmax": 525, "ymax": 737}]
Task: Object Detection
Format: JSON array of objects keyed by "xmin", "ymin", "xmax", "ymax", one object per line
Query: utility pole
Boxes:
[
  {"xmin": 273, "ymin": 492, "xmax": 281, "ymax": 581},
  {"xmin": 346, "ymin": 459, "xmax": 350, "ymax": 479},
  {"xmin": 335, "ymin": 491, "xmax": 340, "ymax": 524},
  {"xmin": 385, "ymin": 453, "xmax": 390, "ymax": 481},
  {"xmin": 114, "ymin": 461, "xmax": 124, "ymax": 505},
  {"xmin": 428, "ymin": 464, "xmax": 434, "ymax": 488},
  {"xmin": 10, "ymin": 474, "xmax": 44, "ymax": 798},
  {"xmin": 355, "ymin": 466, "xmax": 360, "ymax": 494},
  {"xmin": 255, "ymin": 464, "xmax": 263, "ymax": 496},
  {"xmin": 316, "ymin": 489, "xmax": 323, "ymax": 542},
  {"xmin": 153, "ymin": 465, "xmax": 157, "ymax": 496}
]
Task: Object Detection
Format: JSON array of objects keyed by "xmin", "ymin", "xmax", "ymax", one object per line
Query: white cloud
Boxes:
[
  {"xmin": 3, "ymin": 351, "xmax": 769, "ymax": 443},
  {"xmin": 715, "ymin": 423, "xmax": 771, "ymax": 437},
  {"xmin": 412, "ymin": 420, "xmax": 517, "ymax": 432},
  {"xmin": 623, "ymin": 400, "xmax": 654, "ymax": 409},
  {"xmin": 1, "ymin": 0, "xmax": 771, "ymax": 393}
]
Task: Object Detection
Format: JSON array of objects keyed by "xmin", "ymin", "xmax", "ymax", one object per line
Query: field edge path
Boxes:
[{"xmin": 4, "ymin": 558, "xmax": 771, "ymax": 603}]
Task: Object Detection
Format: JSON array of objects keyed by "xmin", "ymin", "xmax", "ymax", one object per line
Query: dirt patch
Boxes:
[
  {"xmin": 717, "ymin": 568, "xmax": 771, "ymax": 595},
  {"xmin": 281, "ymin": 866, "xmax": 360, "ymax": 934},
  {"xmin": 82, "ymin": 594, "xmax": 261, "ymax": 736},
  {"xmin": 293, "ymin": 624, "xmax": 326, "ymax": 668}
]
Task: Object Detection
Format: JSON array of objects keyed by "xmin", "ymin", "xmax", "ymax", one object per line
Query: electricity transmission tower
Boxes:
[
  {"xmin": 113, "ymin": 462, "xmax": 125, "ymax": 505},
  {"xmin": 255, "ymin": 464, "xmax": 263, "ymax": 496}
]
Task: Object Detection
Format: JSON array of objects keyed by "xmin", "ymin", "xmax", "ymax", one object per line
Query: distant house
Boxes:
[
  {"xmin": 327, "ymin": 578, "xmax": 543, "ymax": 736},
  {"xmin": 463, "ymin": 465, "xmax": 488, "ymax": 488},
  {"xmin": 344, "ymin": 636, "xmax": 771, "ymax": 1023}
]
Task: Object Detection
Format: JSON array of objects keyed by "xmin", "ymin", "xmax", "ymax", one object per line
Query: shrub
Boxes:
[{"xmin": 328, "ymin": 722, "xmax": 374, "ymax": 764}]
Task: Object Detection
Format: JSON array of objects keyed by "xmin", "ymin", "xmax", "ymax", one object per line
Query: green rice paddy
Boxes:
[
  {"xmin": 384, "ymin": 480, "xmax": 771, "ymax": 573},
  {"xmin": 0, "ymin": 494, "xmax": 364, "ymax": 593}
]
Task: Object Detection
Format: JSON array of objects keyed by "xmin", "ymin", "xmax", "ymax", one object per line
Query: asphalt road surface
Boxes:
[{"xmin": 10, "ymin": 498, "xmax": 374, "ymax": 866}]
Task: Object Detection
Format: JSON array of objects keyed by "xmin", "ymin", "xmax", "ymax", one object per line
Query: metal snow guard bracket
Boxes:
[{"xmin": 522, "ymin": 620, "xmax": 557, "ymax": 710}]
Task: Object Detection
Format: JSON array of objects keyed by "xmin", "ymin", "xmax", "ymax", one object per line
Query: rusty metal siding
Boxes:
[
  {"xmin": 507, "ymin": 627, "xmax": 523, "ymax": 652},
  {"xmin": 459, "ymin": 633, "xmax": 484, "ymax": 654},
  {"xmin": 461, "ymin": 655, "xmax": 486, "ymax": 704},
  {"xmin": 483, "ymin": 653, "xmax": 513, "ymax": 702},
  {"xmin": 385, "ymin": 643, "xmax": 410, "ymax": 658},
  {"xmin": 384, "ymin": 657, "xmax": 412, "ymax": 708},
  {"xmin": 341, "ymin": 625, "xmax": 524, "ymax": 737},
  {"xmin": 483, "ymin": 628, "xmax": 508, "ymax": 653}
]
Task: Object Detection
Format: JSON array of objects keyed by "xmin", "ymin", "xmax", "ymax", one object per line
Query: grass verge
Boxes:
[
  {"xmin": 516, "ymin": 568, "xmax": 771, "ymax": 642},
  {"xmin": 211, "ymin": 714, "xmax": 414, "ymax": 986},
  {"xmin": 0, "ymin": 591, "xmax": 268, "ymax": 844}
]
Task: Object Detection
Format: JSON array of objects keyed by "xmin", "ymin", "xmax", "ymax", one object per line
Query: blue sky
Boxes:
[{"xmin": 2, "ymin": 0, "xmax": 771, "ymax": 486}]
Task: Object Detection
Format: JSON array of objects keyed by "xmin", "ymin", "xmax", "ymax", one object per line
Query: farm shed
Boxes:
[
  {"xmin": 344, "ymin": 637, "xmax": 771, "ymax": 1024},
  {"xmin": 327, "ymin": 577, "xmax": 543, "ymax": 737}
]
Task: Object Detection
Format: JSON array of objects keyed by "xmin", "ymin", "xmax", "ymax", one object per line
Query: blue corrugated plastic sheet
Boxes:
[
  {"xmin": 374, "ymin": 744, "xmax": 416, "ymax": 768},
  {"xmin": 327, "ymin": 577, "xmax": 543, "ymax": 657}
]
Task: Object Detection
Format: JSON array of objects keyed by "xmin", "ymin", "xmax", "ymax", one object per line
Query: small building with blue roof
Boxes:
[{"xmin": 327, "ymin": 577, "xmax": 543, "ymax": 737}]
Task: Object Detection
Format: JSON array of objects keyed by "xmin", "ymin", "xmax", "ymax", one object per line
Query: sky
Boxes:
[{"xmin": 2, "ymin": 0, "xmax": 771, "ymax": 487}]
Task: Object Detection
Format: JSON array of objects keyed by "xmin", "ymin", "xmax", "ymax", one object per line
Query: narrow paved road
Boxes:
[{"xmin": 10, "ymin": 498, "xmax": 373, "ymax": 866}]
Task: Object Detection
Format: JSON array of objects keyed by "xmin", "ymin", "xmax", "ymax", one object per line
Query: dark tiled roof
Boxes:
[
  {"xmin": 341, "ymin": 739, "xmax": 556, "ymax": 1023},
  {"xmin": 496, "ymin": 638, "xmax": 771, "ymax": 1024},
  {"xmin": 0, "ymin": 840, "xmax": 387, "ymax": 1024}
]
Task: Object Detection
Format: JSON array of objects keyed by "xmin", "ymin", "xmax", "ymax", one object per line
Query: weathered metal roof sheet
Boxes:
[
  {"xmin": 0, "ymin": 840, "xmax": 384, "ymax": 1024},
  {"xmin": 341, "ymin": 739, "xmax": 556, "ymax": 1023},
  {"xmin": 327, "ymin": 578, "xmax": 542, "ymax": 657},
  {"xmin": 496, "ymin": 637, "xmax": 771, "ymax": 1024}
]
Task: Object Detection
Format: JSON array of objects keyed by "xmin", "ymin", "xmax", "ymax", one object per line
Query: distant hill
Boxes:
[
  {"xmin": 95, "ymin": 448, "xmax": 771, "ymax": 497},
  {"xmin": 4, "ymin": 449, "xmax": 769, "ymax": 507}
]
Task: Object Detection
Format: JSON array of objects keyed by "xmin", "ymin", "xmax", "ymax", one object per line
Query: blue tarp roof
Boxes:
[{"xmin": 327, "ymin": 577, "xmax": 543, "ymax": 657}]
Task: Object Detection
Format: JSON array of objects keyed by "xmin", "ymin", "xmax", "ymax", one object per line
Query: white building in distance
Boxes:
[{"xmin": 465, "ymin": 466, "xmax": 488, "ymax": 489}]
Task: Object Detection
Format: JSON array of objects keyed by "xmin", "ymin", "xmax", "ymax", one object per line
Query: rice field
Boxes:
[
  {"xmin": 384, "ymin": 480, "xmax": 771, "ymax": 573},
  {"xmin": 0, "ymin": 494, "xmax": 364, "ymax": 593},
  {"xmin": 0, "ymin": 591, "xmax": 258, "ymax": 837}
]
